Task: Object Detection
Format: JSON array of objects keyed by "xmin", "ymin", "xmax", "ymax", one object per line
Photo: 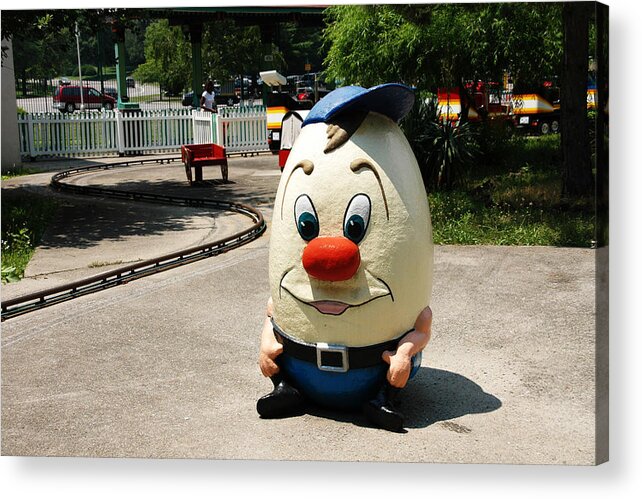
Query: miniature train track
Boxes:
[{"xmin": 1, "ymin": 157, "xmax": 266, "ymax": 321}]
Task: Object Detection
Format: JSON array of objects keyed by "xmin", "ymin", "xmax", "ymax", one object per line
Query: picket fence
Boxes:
[
  {"xmin": 215, "ymin": 106, "xmax": 270, "ymax": 154},
  {"xmin": 17, "ymin": 106, "xmax": 269, "ymax": 159}
]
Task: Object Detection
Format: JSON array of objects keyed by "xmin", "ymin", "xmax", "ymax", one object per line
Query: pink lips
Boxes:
[{"xmin": 310, "ymin": 300, "xmax": 350, "ymax": 315}]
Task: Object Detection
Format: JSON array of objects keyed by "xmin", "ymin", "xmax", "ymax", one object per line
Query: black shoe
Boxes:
[
  {"xmin": 257, "ymin": 375, "xmax": 305, "ymax": 419},
  {"xmin": 363, "ymin": 384, "xmax": 405, "ymax": 432}
]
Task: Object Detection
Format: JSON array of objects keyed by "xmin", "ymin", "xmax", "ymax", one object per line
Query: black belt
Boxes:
[{"xmin": 272, "ymin": 320, "xmax": 409, "ymax": 373}]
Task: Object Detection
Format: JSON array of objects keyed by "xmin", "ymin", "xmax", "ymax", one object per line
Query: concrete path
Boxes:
[
  {"xmin": 1, "ymin": 154, "xmax": 280, "ymax": 299},
  {"xmin": 1, "ymin": 155, "xmax": 599, "ymax": 464}
]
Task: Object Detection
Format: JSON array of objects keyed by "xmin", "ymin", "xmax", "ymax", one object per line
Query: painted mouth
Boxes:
[
  {"xmin": 309, "ymin": 300, "xmax": 351, "ymax": 315},
  {"xmin": 279, "ymin": 265, "xmax": 394, "ymax": 316}
]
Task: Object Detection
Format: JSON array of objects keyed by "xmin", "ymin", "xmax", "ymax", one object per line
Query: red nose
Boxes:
[{"xmin": 302, "ymin": 237, "xmax": 361, "ymax": 281}]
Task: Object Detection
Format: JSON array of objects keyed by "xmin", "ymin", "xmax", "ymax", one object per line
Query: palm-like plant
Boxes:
[{"xmin": 402, "ymin": 95, "xmax": 479, "ymax": 190}]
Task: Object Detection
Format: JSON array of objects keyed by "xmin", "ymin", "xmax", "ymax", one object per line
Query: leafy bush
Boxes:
[
  {"xmin": 402, "ymin": 96, "xmax": 479, "ymax": 190},
  {"xmin": 1, "ymin": 192, "xmax": 59, "ymax": 283},
  {"xmin": 475, "ymin": 119, "xmax": 520, "ymax": 173},
  {"xmin": 401, "ymin": 92, "xmax": 591, "ymax": 247},
  {"xmin": 71, "ymin": 64, "xmax": 98, "ymax": 78}
]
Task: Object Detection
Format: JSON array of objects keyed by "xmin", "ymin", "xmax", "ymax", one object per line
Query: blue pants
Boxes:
[{"xmin": 280, "ymin": 352, "xmax": 422, "ymax": 410}]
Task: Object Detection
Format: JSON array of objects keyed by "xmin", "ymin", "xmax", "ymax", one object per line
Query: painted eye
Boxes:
[
  {"xmin": 294, "ymin": 194, "xmax": 319, "ymax": 241},
  {"xmin": 343, "ymin": 194, "xmax": 371, "ymax": 244}
]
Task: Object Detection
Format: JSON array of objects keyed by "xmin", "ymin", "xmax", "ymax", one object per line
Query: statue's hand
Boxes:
[
  {"xmin": 382, "ymin": 348, "xmax": 413, "ymax": 388},
  {"xmin": 259, "ymin": 319, "xmax": 283, "ymax": 377}
]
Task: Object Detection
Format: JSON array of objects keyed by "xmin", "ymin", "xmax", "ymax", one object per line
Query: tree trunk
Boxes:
[{"xmin": 561, "ymin": 2, "xmax": 593, "ymax": 197}]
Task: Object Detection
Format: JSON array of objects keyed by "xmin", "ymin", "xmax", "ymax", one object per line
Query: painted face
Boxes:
[{"xmin": 269, "ymin": 112, "xmax": 433, "ymax": 347}]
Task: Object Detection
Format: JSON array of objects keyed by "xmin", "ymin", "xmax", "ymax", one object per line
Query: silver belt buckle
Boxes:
[{"xmin": 316, "ymin": 343, "xmax": 349, "ymax": 373}]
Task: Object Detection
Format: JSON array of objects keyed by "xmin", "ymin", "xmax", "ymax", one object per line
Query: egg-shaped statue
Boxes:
[{"xmin": 257, "ymin": 84, "xmax": 434, "ymax": 432}]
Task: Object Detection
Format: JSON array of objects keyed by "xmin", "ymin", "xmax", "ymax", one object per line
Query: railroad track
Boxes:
[{"xmin": 1, "ymin": 157, "xmax": 266, "ymax": 321}]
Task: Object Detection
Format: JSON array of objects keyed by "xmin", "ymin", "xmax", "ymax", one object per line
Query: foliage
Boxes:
[
  {"xmin": 201, "ymin": 21, "xmax": 262, "ymax": 81},
  {"xmin": 1, "ymin": 9, "xmax": 130, "ymax": 45},
  {"xmin": 323, "ymin": 3, "xmax": 563, "ymax": 92},
  {"xmin": 323, "ymin": 5, "xmax": 431, "ymax": 88},
  {"xmin": 428, "ymin": 135, "xmax": 594, "ymax": 248},
  {"xmin": 474, "ymin": 119, "xmax": 520, "ymax": 172},
  {"xmin": 2, "ymin": 9, "xmax": 131, "ymax": 70},
  {"xmin": 429, "ymin": 190, "xmax": 593, "ymax": 247},
  {"xmin": 1, "ymin": 191, "xmax": 59, "ymax": 283},
  {"xmin": 1, "ymin": 167, "xmax": 40, "ymax": 180},
  {"xmin": 133, "ymin": 19, "xmax": 266, "ymax": 94},
  {"xmin": 71, "ymin": 64, "xmax": 99, "ymax": 78},
  {"xmin": 402, "ymin": 96, "xmax": 479, "ymax": 190},
  {"xmin": 133, "ymin": 20, "xmax": 191, "ymax": 94},
  {"xmin": 465, "ymin": 3, "xmax": 563, "ymax": 91},
  {"xmin": 278, "ymin": 22, "xmax": 326, "ymax": 75},
  {"xmin": 427, "ymin": 120, "xmax": 480, "ymax": 189}
]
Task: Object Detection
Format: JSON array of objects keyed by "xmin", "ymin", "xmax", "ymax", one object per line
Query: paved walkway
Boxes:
[
  {"xmin": 1, "ymin": 153, "xmax": 280, "ymax": 299},
  {"xmin": 1, "ymin": 154, "xmax": 600, "ymax": 464}
]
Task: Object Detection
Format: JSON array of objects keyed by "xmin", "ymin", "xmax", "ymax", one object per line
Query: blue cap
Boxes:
[{"xmin": 301, "ymin": 83, "xmax": 415, "ymax": 127}]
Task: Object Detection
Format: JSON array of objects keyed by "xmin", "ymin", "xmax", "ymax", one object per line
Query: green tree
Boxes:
[
  {"xmin": 323, "ymin": 3, "xmax": 563, "ymax": 96},
  {"xmin": 201, "ymin": 21, "xmax": 262, "ymax": 81},
  {"xmin": 133, "ymin": 20, "xmax": 191, "ymax": 94},
  {"xmin": 278, "ymin": 22, "xmax": 326, "ymax": 75},
  {"xmin": 133, "ymin": 18, "xmax": 267, "ymax": 94},
  {"xmin": 323, "ymin": 5, "xmax": 428, "ymax": 88},
  {"xmin": 1, "ymin": 9, "xmax": 131, "ymax": 57},
  {"xmin": 465, "ymin": 3, "xmax": 563, "ymax": 91}
]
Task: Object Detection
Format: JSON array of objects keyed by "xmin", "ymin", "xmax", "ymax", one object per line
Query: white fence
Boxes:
[
  {"xmin": 216, "ymin": 106, "xmax": 269, "ymax": 154},
  {"xmin": 17, "ymin": 106, "xmax": 269, "ymax": 158},
  {"xmin": 193, "ymin": 110, "xmax": 215, "ymax": 145}
]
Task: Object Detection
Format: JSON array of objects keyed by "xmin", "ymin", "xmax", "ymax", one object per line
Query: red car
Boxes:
[{"xmin": 53, "ymin": 85, "xmax": 116, "ymax": 113}]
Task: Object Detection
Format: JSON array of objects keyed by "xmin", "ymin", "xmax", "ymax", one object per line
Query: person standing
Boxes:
[{"xmin": 200, "ymin": 80, "xmax": 217, "ymax": 112}]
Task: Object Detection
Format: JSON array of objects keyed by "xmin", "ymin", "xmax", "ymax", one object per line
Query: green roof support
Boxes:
[
  {"xmin": 112, "ymin": 22, "xmax": 140, "ymax": 111},
  {"xmin": 184, "ymin": 23, "xmax": 204, "ymax": 109}
]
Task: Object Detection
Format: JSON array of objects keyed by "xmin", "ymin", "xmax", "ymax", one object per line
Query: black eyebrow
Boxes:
[{"xmin": 350, "ymin": 159, "xmax": 389, "ymax": 220}]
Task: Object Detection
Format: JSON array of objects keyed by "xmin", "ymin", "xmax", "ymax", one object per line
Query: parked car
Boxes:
[
  {"xmin": 126, "ymin": 77, "xmax": 135, "ymax": 88},
  {"xmin": 182, "ymin": 91, "xmax": 195, "ymax": 107},
  {"xmin": 53, "ymin": 85, "xmax": 117, "ymax": 112},
  {"xmin": 235, "ymin": 75, "xmax": 264, "ymax": 98},
  {"xmin": 58, "ymin": 76, "xmax": 71, "ymax": 86},
  {"xmin": 103, "ymin": 87, "xmax": 118, "ymax": 100}
]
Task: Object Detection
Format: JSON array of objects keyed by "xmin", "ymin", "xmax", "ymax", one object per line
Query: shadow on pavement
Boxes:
[
  {"xmin": 303, "ymin": 367, "xmax": 502, "ymax": 431},
  {"xmin": 12, "ymin": 172, "xmax": 274, "ymax": 251},
  {"xmin": 38, "ymin": 197, "xmax": 227, "ymax": 251},
  {"xmin": 106, "ymin": 177, "xmax": 277, "ymax": 208},
  {"xmin": 403, "ymin": 367, "xmax": 502, "ymax": 428}
]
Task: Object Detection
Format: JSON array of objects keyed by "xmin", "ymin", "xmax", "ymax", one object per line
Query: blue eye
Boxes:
[
  {"xmin": 294, "ymin": 195, "xmax": 319, "ymax": 241},
  {"xmin": 343, "ymin": 194, "xmax": 371, "ymax": 244},
  {"xmin": 297, "ymin": 212, "xmax": 319, "ymax": 241},
  {"xmin": 345, "ymin": 215, "xmax": 366, "ymax": 243}
]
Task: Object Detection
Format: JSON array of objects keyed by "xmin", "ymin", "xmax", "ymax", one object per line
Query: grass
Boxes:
[
  {"xmin": 428, "ymin": 134, "xmax": 595, "ymax": 248},
  {"xmin": 129, "ymin": 94, "xmax": 183, "ymax": 104},
  {"xmin": 2, "ymin": 166, "xmax": 42, "ymax": 180},
  {"xmin": 1, "ymin": 190, "xmax": 59, "ymax": 283}
]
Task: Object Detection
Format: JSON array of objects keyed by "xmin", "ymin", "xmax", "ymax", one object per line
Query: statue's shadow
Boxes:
[{"xmin": 306, "ymin": 367, "xmax": 502, "ymax": 430}]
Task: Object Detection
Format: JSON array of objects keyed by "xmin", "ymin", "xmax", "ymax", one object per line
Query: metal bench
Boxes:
[{"xmin": 181, "ymin": 143, "xmax": 228, "ymax": 185}]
